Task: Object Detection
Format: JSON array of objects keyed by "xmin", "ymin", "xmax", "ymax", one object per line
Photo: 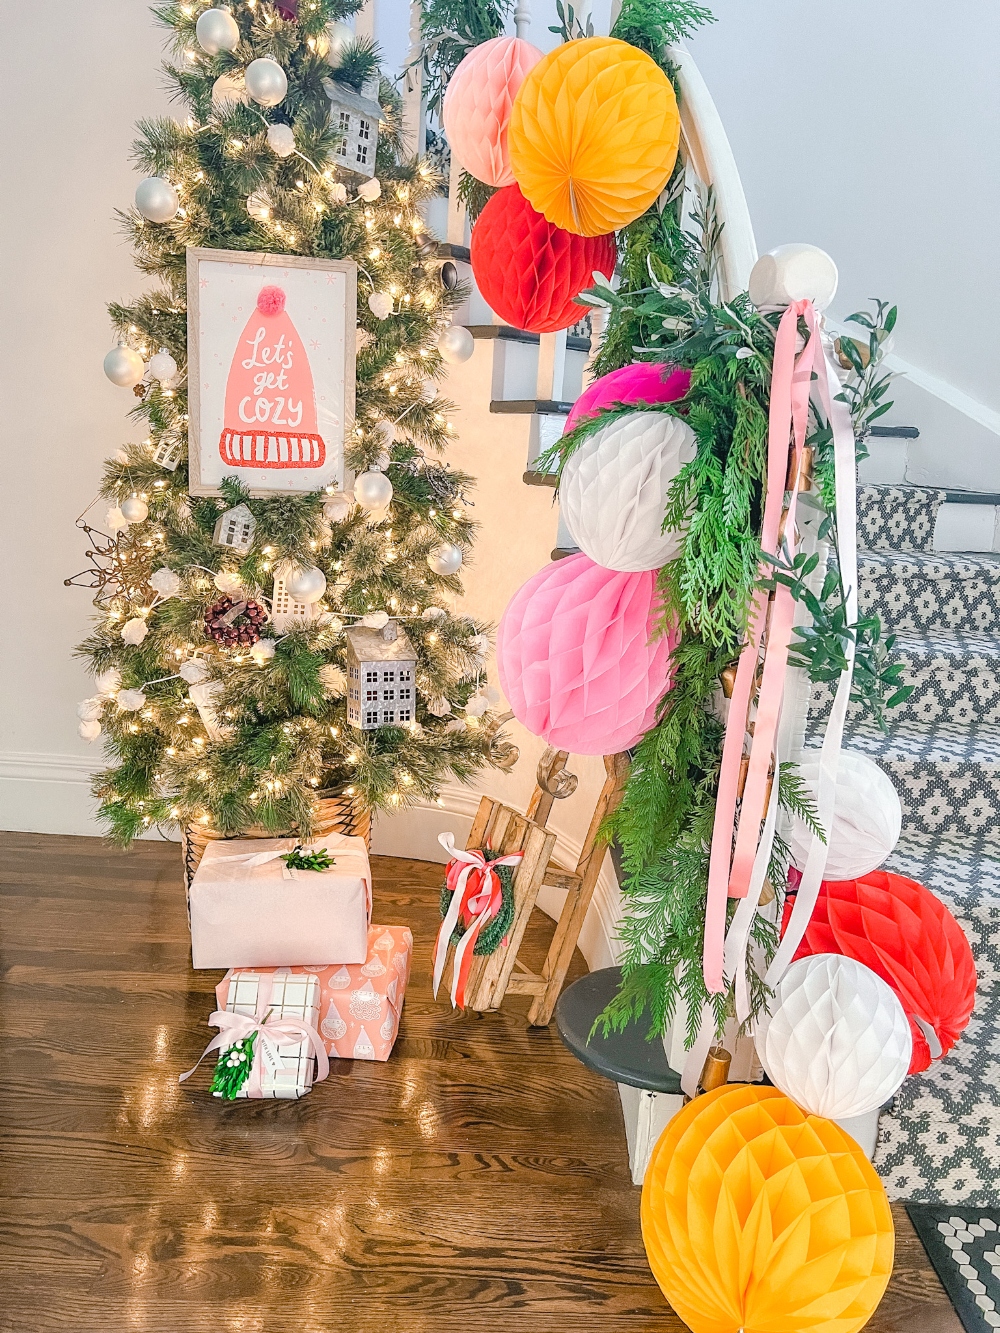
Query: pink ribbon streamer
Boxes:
[
  {"xmin": 432, "ymin": 832, "xmax": 523, "ymax": 1008},
  {"xmin": 179, "ymin": 971, "xmax": 330, "ymax": 1094},
  {"xmin": 703, "ymin": 301, "xmax": 821, "ymax": 993}
]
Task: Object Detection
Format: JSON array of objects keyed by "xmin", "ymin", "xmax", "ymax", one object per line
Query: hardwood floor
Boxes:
[{"xmin": 0, "ymin": 831, "xmax": 960, "ymax": 1333}]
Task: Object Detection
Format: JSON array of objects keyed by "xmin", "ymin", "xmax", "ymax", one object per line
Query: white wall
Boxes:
[{"xmin": 687, "ymin": 0, "xmax": 1000, "ymax": 488}]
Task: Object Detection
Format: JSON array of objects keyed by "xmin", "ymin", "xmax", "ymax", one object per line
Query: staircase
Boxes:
[{"xmin": 806, "ymin": 481, "xmax": 1000, "ymax": 1204}]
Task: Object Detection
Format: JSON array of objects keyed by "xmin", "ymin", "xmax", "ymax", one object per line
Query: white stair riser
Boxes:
[{"xmin": 934, "ymin": 503, "xmax": 1000, "ymax": 553}]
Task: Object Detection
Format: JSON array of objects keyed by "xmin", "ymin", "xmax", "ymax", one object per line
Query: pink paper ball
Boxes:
[
  {"xmin": 443, "ymin": 36, "xmax": 543, "ymax": 188},
  {"xmin": 497, "ymin": 553, "xmax": 676, "ymax": 755},
  {"xmin": 564, "ymin": 362, "xmax": 691, "ymax": 435},
  {"xmin": 257, "ymin": 284, "xmax": 286, "ymax": 316}
]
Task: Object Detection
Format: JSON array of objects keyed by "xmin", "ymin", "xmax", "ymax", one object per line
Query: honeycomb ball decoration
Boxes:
[
  {"xmin": 559, "ymin": 411, "xmax": 697, "ymax": 572},
  {"xmin": 749, "ymin": 243, "xmax": 839, "ymax": 312},
  {"xmin": 283, "ymin": 564, "xmax": 327, "ymax": 604},
  {"xmin": 354, "ymin": 470, "xmax": 393, "ymax": 511},
  {"xmin": 497, "ymin": 552, "xmax": 676, "ymax": 755},
  {"xmin": 756, "ymin": 954, "xmax": 912, "ymax": 1120},
  {"xmin": 788, "ymin": 750, "xmax": 902, "ymax": 881},
  {"xmin": 135, "ymin": 177, "xmax": 179, "ymax": 224},
  {"xmin": 564, "ymin": 362, "xmax": 691, "ymax": 435},
  {"xmin": 244, "ymin": 57, "xmax": 288, "ymax": 107},
  {"xmin": 443, "ymin": 35, "xmax": 543, "ymax": 188},
  {"xmin": 103, "ymin": 345, "xmax": 145, "ymax": 388},
  {"xmin": 427, "ymin": 543, "xmax": 463, "ymax": 576},
  {"xmin": 195, "ymin": 7, "xmax": 240, "ymax": 55},
  {"xmin": 437, "ymin": 325, "xmax": 475, "ymax": 365},
  {"xmin": 508, "ymin": 37, "xmax": 680, "ymax": 237},
  {"xmin": 204, "ymin": 596, "xmax": 267, "ymax": 648},
  {"xmin": 471, "ymin": 185, "xmax": 615, "ymax": 334},
  {"xmin": 642, "ymin": 1084, "xmax": 894, "ymax": 1333}
]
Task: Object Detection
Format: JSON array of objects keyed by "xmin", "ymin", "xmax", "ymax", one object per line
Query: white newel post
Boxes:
[{"xmin": 514, "ymin": 0, "xmax": 531, "ymax": 40}]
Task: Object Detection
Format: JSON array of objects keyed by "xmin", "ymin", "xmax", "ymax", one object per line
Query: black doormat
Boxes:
[{"xmin": 906, "ymin": 1204, "xmax": 1000, "ymax": 1332}]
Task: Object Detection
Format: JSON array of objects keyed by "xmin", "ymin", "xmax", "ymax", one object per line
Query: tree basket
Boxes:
[{"xmin": 181, "ymin": 790, "xmax": 371, "ymax": 894}]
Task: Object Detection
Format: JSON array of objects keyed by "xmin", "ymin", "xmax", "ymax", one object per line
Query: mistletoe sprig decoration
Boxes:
[
  {"xmin": 281, "ymin": 845, "xmax": 337, "ymax": 872},
  {"xmin": 210, "ymin": 1035, "xmax": 256, "ymax": 1100}
]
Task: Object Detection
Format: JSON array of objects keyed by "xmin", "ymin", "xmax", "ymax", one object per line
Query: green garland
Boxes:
[{"xmin": 439, "ymin": 852, "xmax": 516, "ymax": 955}]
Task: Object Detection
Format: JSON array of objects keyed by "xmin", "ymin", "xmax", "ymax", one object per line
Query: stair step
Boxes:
[
  {"xmin": 859, "ymin": 548, "xmax": 1000, "ymax": 635},
  {"xmin": 805, "ymin": 722, "xmax": 1000, "ymax": 845},
  {"xmin": 858, "ymin": 484, "xmax": 948, "ymax": 553},
  {"xmin": 809, "ymin": 629, "xmax": 1000, "ymax": 729}
]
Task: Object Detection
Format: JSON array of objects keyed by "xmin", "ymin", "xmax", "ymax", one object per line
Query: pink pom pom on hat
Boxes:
[
  {"xmin": 497, "ymin": 552, "xmax": 677, "ymax": 755},
  {"xmin": 443, "ymin": 36, "xmax": 544, "ymax": 189},
  {"xmin": 256, "ymin": 284, "xmax": 287, "ymax": 316},
  {"xmin": 564, "ymin": 362, "xmax": 691, "ymax": 435}
]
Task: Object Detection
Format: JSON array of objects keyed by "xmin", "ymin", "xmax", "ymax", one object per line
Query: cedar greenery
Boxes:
[{"xmin": 74, "ymin": 0, "xmax": 508, "ymax": 846}]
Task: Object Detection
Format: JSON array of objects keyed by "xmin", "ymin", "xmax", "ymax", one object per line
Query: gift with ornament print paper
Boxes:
[{"xmin": 215, "ymin": 924, "xmax": 412, "ymax": 1062}]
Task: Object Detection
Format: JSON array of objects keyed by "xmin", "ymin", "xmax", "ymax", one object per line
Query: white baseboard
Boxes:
[{"xmin": 0, "ymin": 750, "xmax": 105, "ymax": 837}]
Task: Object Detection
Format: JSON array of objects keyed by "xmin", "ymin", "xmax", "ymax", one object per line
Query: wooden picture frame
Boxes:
[{"xmin": 186, "ymin": 247, "xmax": 357, "ymax": 497}]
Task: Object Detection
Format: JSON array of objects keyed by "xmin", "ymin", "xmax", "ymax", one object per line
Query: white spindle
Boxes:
[
  {"xmin": 402, "ymin": 0, "xmax": 426, "ymax": 155},
  {"xmin": 514, "ymin": 0, "xmax": 531, "ymax": 40}
]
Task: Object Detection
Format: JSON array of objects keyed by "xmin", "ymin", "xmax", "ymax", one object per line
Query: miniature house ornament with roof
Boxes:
[
  {"xmin": 212, "ymin": 502, "xmax": 256, "ymax": 553},
  {"xmin": 345, "ymin": 620, "xmax": 417, "ymax": 729},
  {"xmin": 323, "ymin": 75, "xmax": 380, "ymax": 180}
]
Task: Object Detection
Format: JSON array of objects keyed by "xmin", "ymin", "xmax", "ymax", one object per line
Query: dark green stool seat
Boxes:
[{"xmin": 555, "ymin": 966, "xmax": 682, "ymax": 1094}]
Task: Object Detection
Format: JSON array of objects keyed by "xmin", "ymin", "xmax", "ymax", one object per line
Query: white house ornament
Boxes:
[
  {"xmin": 427, "ymin": 542, "xmax": 463, "ymax": 576},
  {"xmin": 148, "ymin": 348, "xmax": 178, "ymax": 384},
  {"xmin": 560, "ymin": 411, "xmax": 697, "ymax": 572},
  {"xmin": 748, "ymin": 243, "xmax": 839, "ymax": 312},
  {"xmin": 121, "ymin": 618, "xmax": 149, "ymax": 646},
  {"xmin": 103, "ymin": 344, "xmax": 145, "ymax": 388},
  {"xmin": 755, "ymin": 953, "xmax": 912, "ymax": 1120},
  {"xmin": 120, "ymin": 496, "xmax": 149, "ymax": 524},
  {"xmin": 244, "ymin": 57, "xmax": 287, "ymax": 107},
  {"xmin": 325, "ymin": 80, "xmax": 380, "ymax": 179},
  {"xmin": 354, "ymin": 470, "xmax": 393, "ymax": 511},
  {"xmin": 788, "ymin": 750, "xmax": 902, "ymax": 881},
  {"xmin": 195, "ymin": 7, "xmax": 240, "ymax": 55},
  {"xmin": 266, "ymin": 121, "xmax": 296, "ymax": 157},
  {"xmin": 212, "ymin": 503, "xmax": 256, "ymax": 553},
  {"xmin": 437, "ymin": 325, "xmax": 475, "ymax": 364},
  {"xmin": 283, "ymin": 563, "xmax": 327, "ymax": 603},
  {"xmin": 345, "ymin": 621, "xmax": 417, "ymax": 729},
  {"xmin": 134, "ymin": 177, "xmax": 179, "ymax": 224}
]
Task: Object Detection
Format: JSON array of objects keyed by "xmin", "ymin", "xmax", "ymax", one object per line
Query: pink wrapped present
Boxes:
[
  {"xmin": 189, "ymin": 833, "xmax": 371, "ymax": 969},
  {"xmin": 216, "ymin": 924, "xmax": 413, "ymax": 1062}
]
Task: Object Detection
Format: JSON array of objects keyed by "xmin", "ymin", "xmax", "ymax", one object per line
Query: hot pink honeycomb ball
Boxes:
[
  {"xmin": 443, "ymin": 36, "xmax": 543, "ymax": 189},
  {"xmin": 497, "ymin": 553, "xmax": 677, "ymax": 755},
  {"xmin": 564, "ymin": 362, "xmax": 691, "ymax": 435}
]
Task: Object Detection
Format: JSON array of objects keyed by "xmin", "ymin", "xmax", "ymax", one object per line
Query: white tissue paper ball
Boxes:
[
  {"xmin": 788, "ymin": 750, "xmax": 902, "ymax": 881},
  {"xmin": 77, "ymin": 697, "xmax": 104, "ymax": 721},
  {"xmin": 367, "ymin": 291, "xmax": 394, "ymax": 320},
  {"xmin": 214, "ymin": 570, "xmax": 244, "ymax": 596},
  {"xmin": 148, "ymin": 348, "xmax": 177, "ymax": 384},
  {"xmin": 250, "ymin": 639, "xmax": 277, "ymax": 665},
  {"xmin": 756, "ymin": 953, "xmax": 912, "ymax": 1120},
  {"xmin": 149, "ymin": 567, "xmax": 181, "ymax": 598},
  {"xmin": 267, "ymin": 122, "xmax": 296, "ymax": 158},
  {"xmin": 357, "ymin": 178, "xmax": 381, "ymax": 202},
  {"xmin": 79, "ymin": 719, "xmax": 102, "ymax": 742},
  {"xmin": 116, "ymin": 688, "xmax": 147, "ymax": 712},
  {"xmin": 179, "ymin": 658, "xmax": 211, "ymax": 685},
  {"xmin": 95, "ymin": 668, "xmax": 122, "ymax": 697}
]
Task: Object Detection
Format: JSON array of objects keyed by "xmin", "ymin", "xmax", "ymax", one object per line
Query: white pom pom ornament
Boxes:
[
  {"xmin": 756, "ymin": 953, "xmax": 912, "ymax": 1120},
  {"xmin": 79, "ymin": 719, "xmax": 102, "ymax": 742},
  {"xmin": 266, "ymin": 122, "xmax": 296, "ymax": 158},
  {"xmin": 748, "ymin": 243, "xmax": 839, "ymax": 312},
  {"xmin": 560, "ymin": 411, "xmax": 697, "ymax": 572},
  {"xmin": 788, "ymin": 750, "xmax": 902, "ymax": 881}
]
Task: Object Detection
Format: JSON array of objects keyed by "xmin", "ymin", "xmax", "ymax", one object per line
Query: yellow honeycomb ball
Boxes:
[{"xmin": 508, "ymin": 37, "xmax": 680, "ymax": 237}]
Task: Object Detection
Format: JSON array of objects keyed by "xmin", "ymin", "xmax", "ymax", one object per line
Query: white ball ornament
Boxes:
[
  {"xmin": 120, "ymin": 497, "xmax": 149, "ymax": 524},
  {"xmin": 325, "ymin": 19, "xmax": 355, "ymax": 63},
  {"xmin": 95, "ymin": 668, "xmax": 122, "ymax": 697},
  {"xmin": 211, "ymin": 73, "xmax": 248, "ymax": 109},
  {"xmin": 756, "ymin": 954, "xmax": 912, "ymax": 1120},
  {"xmin": 179, "ymin": 657, "xmax": 211, "ymax": 684},
  {"xmin": 323, "ymin": 491, "xmax": 355, "ymax": 524},
  {"xmin": 427, "ymin": 542, "xmax": 463, "ymax": 576},
  {"xmin": 283, "ymin": 564, "xmax": 327, "ymax": 603},
  {"xmin": 266, "ymin": 122, "xmax": 296, "ymax": 158},
  {"xmin": 354, "ymin": 470, "xmax": 393, "ymax": 511},
  {"xmin": 748, "ymin": 243, "xmax": 839, "ymax": 312},
  {"xmin": 134, "ymin": 177, "xmax": 179, "ymax": 224},
  {"xmin": 103, "ymin": 345, "xmax": 145, "ymax": 388},
  {"xmin": 560, "ymin": 411, "xmax": 697, "ymax": 572},
  {"xmin": 437, "ymin": 325, "xmax": 475, "ymax": 364},
  {"xmin": 788, "ymin": 750, "xmax": 902, "ymax": 880},
  {"xmin": 244, "ymin": 57, "xmax": 288, "ymax": 107},
  {"xmin": 116, "ymin": 688, "xmax": 147, "ymax": 712},
  {"xmin": 148, "ymin": 348, "xmax": 177, "ymax": 384},
  {"xmin": 196, "ymin": 7, "xmax": 240, "ymax": 55}
]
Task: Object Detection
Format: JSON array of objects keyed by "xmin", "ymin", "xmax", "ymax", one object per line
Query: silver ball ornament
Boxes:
[
  {"xmin": 148, "ymin": 348, "xmax": 177, "ymax": 384},
  {"xmin": 284, "ymin": 564, "xmax": 327, "ymax": 603},
  {"xmin": 121, "ymin": 497, "xmax": 149, "ymax": 524},
  {"xmin": 103, "ymin": 345, "xmax": 145, "ymax": 388},
  {"xmin": 135, "ymin": 177, "xmax": 179, "ymax": 224},
  {"xmin": 266, "ymin": 122, "xmax": 296, "ymax": 158},
  {"xmin": 437, "ymin": 325, "xmax": 474, "ymax": 364},
  {"xmin": 325, "ymin": 19, "xmax": 355, "ymax": 63},
  {"xmin": 244, "ymin": 57, "xmax": 288, "ymax": 107},
  {"xmin": 196, "ymin": 7, "xmax": 240, "ymax": 55},
  {"xmin": 427, "ymin": 542, "xmax": 463, "ymax": 576},
  {"xmin": 354, "ymin": 470, "xmax": 394, "ymax": 511}
]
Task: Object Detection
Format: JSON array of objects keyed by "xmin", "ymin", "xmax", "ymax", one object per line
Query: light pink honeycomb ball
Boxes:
[{"xmin": 443, "ymin": 36, "xmax": 543, "ymax": 188}]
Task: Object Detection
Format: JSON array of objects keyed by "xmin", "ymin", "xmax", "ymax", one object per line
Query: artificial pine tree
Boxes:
[{"xmin": 73, "ymin": 0, "xmax": 510, "ymax": 846}]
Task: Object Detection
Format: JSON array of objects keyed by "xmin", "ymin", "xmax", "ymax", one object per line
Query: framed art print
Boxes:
[{"xmin": 187, "ymin": 248, "xmax": 357, "ymax": 496}]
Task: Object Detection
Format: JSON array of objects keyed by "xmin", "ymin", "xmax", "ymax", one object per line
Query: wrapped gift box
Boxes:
[
  {"xmin": 216, "ymin": 924, "xmax": 413, "ymax": 1062},
  {"xmin": 190, "ymin": 833, "xmax": 371, "ymax": 969},
  {"xmin": 216, "ymin": 968, "xmax": 324, "ymax": 1100}
]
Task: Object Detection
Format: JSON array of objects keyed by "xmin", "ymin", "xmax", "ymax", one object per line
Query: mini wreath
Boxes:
[
  {"xmin": 204, "ymin": 595, "xmax": 267, "ymax": 647},
  {"xmin": 439, "ymin": 849, "xmax": 516, "ymax": 956}
]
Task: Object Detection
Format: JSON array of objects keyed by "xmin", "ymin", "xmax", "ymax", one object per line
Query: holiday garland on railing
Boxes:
[{"xmin": 73, "ymin": 0, "xmax": 511, "ymax": 845}]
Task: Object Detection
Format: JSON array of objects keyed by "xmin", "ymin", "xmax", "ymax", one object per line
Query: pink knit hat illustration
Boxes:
[{"xmin": 219, "ymin": 285, "xmax": 326, "ymax": 469}]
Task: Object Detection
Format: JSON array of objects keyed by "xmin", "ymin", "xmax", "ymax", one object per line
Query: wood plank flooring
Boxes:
[{"xmin": 0, "ymin": 831, "xmax": 960, "ymax": 1332}]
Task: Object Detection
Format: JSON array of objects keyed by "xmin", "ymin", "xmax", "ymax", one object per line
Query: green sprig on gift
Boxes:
[
  {"xmin": 210, "ymin": 1035, "xmax": 256, "ymax": 1100},
  {"xmin": 281, "ymin": 845, "xmax": 337, "ymax": 872}
]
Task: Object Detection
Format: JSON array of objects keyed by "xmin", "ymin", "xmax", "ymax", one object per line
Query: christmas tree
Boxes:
[{"xmin": 73, "ymin": 0, "xmax": 510, "ymax": 846}]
